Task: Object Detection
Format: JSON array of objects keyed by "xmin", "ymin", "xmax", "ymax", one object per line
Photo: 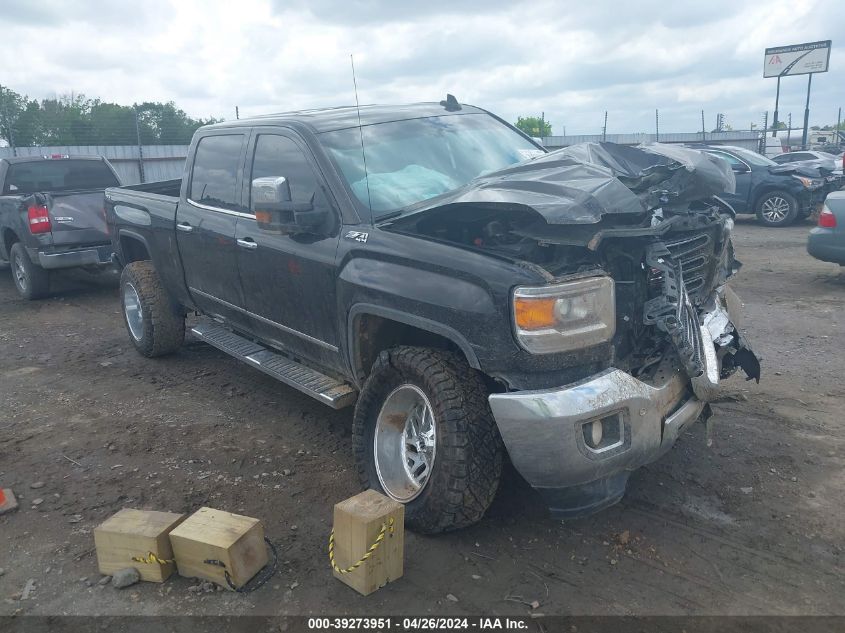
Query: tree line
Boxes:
[{"xmin": 0, "ymin": 85, "xmax": 219, "ymax": 147}]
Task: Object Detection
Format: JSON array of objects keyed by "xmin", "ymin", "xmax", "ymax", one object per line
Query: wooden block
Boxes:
[
  {"xmin": 332, "ymin": 489, "xmax": 404, "ymax": 596},
  {"xmin": 168, "ymin": 507, "xmax": 267, "ymax": 590},
  {"xmin": 94, "ymin": 508, "xmax": 186, "ymax": 582}
]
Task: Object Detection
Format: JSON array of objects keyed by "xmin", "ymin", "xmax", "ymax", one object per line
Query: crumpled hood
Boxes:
[
  {"xmin": 769, "ymin": 160, "xmax": 832, "ymax": 177},
  {"xmin": 400, "ymin": 142, "xmax": 736, "ymax": 225}
]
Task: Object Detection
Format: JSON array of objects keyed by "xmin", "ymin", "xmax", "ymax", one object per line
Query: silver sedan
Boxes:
[{"xmin": 808, "ymin": 191, "xmax": 845, "ymax": 265}]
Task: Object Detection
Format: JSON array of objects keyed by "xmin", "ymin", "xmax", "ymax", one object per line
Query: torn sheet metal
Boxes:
[
  {"xmin": 398, "ymin": 142, "xmax": 736, "ymax": 226},
  {"xmin": 555, "ymin": 142, "xmax": 736, "ymax": 209}
]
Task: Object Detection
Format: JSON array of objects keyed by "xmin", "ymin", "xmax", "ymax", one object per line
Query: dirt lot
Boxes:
[{"xmin": 1, "ymin": 218, "xmax": 843, "ymax": 617}]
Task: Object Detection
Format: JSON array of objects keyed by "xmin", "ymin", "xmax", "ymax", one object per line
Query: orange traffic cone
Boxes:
[{"xmin": 0, "ymin": 487, "xmax": 19, "ymax": 515}]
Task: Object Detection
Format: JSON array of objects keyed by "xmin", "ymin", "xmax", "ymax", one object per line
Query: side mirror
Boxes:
[
  {"xmin": 251, "ymin": 177, "xmax": 327, "ymax": 233},
  {"xmin": 252, "ymin": 176, "xmax": 291, "ymax": 206},
  {"xmin": 731, "ymin": 163, "xmax": 750, "ymax": 173}
]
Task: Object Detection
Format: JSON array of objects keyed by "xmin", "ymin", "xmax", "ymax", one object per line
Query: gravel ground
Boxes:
[{"xmin": 0, "ymin": 217, "xmax": 843, "ymax": 617}]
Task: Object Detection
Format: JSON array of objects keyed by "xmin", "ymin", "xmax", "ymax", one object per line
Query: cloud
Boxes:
[{"xmin": 0, "ymin": 0, "xmax": 841, "ymax": 135}]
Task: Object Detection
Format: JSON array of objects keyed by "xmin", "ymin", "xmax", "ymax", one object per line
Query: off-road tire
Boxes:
[
  {"xmin": 10, "ymin": 242, "xmax": 50, "ymax": 300},
  {"xmin": 352, "ymin": 346, "xmax": 504, "ymax": 533},
  {"xmin": 120, "ymin": 261, "xmax": 185, "ymax": 357},
  {"xmin": 755, "ymin": 190, "xmax": 798, "ymax": 227}
]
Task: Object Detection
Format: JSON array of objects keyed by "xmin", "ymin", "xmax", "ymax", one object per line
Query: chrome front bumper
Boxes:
[
  {"xmin": 489, "ymin": 363, "xmax": 703, "ymax": 491},
  {"xmin": 488, "ymin": 288, "xmax": 752, "ymax": 517}
]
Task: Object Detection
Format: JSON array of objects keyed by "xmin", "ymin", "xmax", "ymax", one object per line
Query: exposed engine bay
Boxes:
[{"xmin": 384, "ymin": 142, "xmax": 761, "ymax": 389}]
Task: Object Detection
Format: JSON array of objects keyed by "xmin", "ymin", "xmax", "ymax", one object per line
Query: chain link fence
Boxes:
[{"xmin": 0, "ymin": 87, "xmax": 215, "ymax": 183}]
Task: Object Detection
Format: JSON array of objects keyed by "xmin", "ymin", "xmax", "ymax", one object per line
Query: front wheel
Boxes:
[
  {"xmin": 755, "ymin": 191, "xmax": 798, "ymax": 227},
  {"xmin": 120, "ymin": 261, "xmax": 185, "ymax": 357},
  {"xmin": 352, "ymin": 347, "xmax": 504, "ymax": 533},
  {"xmin": 10, "ymin": 243, "xmax": 50, "ymax": 300}
]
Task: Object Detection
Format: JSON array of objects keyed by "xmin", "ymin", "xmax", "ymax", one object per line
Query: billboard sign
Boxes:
[{"xmin": 764, "ymin": 40, "xmax": 831, "ymax": 78}]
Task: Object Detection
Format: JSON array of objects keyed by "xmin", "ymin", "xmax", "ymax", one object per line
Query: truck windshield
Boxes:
[
  {"xmin": 4, "ymin": 159, "xmax": 119, "ymax": 195},
  {"xmin": 319, "ymin": 114, "xmax": 543, "ymax": 218}
]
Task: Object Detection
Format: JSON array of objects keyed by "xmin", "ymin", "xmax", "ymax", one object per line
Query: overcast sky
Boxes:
[{"xmin": 1, "ymin": 0, "xmax": 842, "ymax": 135}]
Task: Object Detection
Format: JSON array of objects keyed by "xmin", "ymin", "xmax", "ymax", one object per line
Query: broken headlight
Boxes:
[
  {"xmin": 793, "ymin": 175, "xmax": 824, "ymax": 189},
  {"xmin": 512, "ymin": 276, "xmax": 616, "ymax": 354}
]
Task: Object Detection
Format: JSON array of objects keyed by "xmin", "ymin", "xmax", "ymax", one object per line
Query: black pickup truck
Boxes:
[
  {"xmin": 106, "ymin": 100, "xmax": 760, "ymax": 532},
  {"xmin": 0, "ymin": 154, "xmax": 121, "ymax": 298}
]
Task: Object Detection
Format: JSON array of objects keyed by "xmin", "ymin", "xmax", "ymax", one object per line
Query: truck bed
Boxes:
[
  {"xmin": 114, "ymin": 179, "xmax": 182, "ymax": 198},
  {"xmin": 105, "ymin": 179, "xmax": 181, "ymax": 221}
]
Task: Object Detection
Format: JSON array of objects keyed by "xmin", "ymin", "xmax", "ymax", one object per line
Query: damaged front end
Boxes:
[
  {"xmin": 386, "ymin": 141, "xmax": 760, "ymax": 392},
  {"xmin": 386, "ymin": 141, "xmax": 761, "ymax": 517}
]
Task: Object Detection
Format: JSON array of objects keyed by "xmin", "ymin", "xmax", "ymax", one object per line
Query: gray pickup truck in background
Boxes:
[{"xmin": 0, "ymin": 154, "xmax": 121, "ymax": 299}]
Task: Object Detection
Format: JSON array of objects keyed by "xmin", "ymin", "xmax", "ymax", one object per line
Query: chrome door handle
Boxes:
[
  {"xmin": 176, "ymin": 222, "xmax": 193, "ymax": 232},
  {"xmin": 237, "ymin": 238, "xmax": 258, "ymax": 250}
]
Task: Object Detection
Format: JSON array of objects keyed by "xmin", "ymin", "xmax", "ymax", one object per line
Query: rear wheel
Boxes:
[
  {"xmin": 352, "ymin": 347, "xmax": 503, "ymax": 533},
  {"xmin": 10, "ymin": 243, "xmax": 50, "ymax": 300},
  {"xmin": 120, "ymin": 261, "xmax": 185, "ymax": 357},
  {"xmin": 755, "ymin": 191, "xmax": 798, "ymax": 227}
]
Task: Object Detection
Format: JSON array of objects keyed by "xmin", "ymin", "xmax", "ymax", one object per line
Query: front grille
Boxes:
[
  {"xmin": 663, "ymin": 232, "xmax": 714, "ymax": 300},
  {"xmin": 642, "ymin": 237, "xmax": 712, "ymax": 379}
]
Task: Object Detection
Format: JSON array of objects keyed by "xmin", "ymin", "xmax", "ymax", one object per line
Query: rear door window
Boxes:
[
  {"xmin": 707, "ymin": 151, "xmax": 745, "ymax": 168},
  {"xmin": 190, "ymin": 134, "xmax": 246, "ymax": 211},
  {"xmin": 4, "ymin": 159, "xmax": 119, "ymax": 194}
]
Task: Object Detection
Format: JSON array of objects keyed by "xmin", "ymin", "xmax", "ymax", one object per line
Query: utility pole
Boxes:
[
  {"xmin": 655, "ymin": 109, "xmax": 659, "ymax": 142},
  {"xmin": 602, "ymin": 111, "xmax": 607, "ymax": 142},
  {"xmin": 772, "ymin": 75, "xmax": 781, "ymax": 138},
  {"xmin": 235, "ymin": 106, "xmax": 239, "ymax": 120},
  {"xmin": 540, "ymin": 111, "xmax": 545, "ymax": 138},
  {"xmin": 787, "ymin": 113, "xmax": 792, "ymax": 146},
  {"xmin": 134, "ymin": 106, "xmax": 146, "ymax": 184},
  {"xmin": 801, "ymin": 73, "xmax": 813, "ymax": 150},
  {"xmin": 837, "ymin": 107, "xmax": 842, "ymax": 144},
  {"xmin": 701, "ymin": 110, "xmax": 706, "ymax": 141}
]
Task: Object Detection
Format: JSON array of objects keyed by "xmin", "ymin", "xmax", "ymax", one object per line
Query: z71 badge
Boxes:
[{"xmin": 345, "ymin": 231, "xmax": 369, "ymax": 243}]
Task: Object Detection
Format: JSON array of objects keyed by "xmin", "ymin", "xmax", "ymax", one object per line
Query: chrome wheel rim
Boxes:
[
  {"xmin": 13, "ymin": 254, "xmax": 27, "ymax": 292},
  {"xmin": 761, "ymin": 196, "xmax": 790, "ymax": 222},
  {"xmin": 123, "ymin": 282, "xmax": 144, "ymax": 341},
  {"xmin": 374, "ymin": 384, "xmax": 437, "ymax": 502}
]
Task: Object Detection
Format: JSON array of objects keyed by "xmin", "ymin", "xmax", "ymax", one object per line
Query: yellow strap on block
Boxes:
[
  {"xmin": 131, "ymin": 552, "xmax": 175, "ymax": 565},
  {"xmin": 328, "ymin": 517, "xmax": 395, "ymax": 575}
]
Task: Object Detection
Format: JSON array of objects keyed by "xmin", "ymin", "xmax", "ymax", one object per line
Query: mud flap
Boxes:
[
  {"xmin": 730, "ymin": 334, "xmax": 761, "ymax": 383},
  {"xmin": 701, "ymin": 403, "xmax": 714, "ymax": 447}
]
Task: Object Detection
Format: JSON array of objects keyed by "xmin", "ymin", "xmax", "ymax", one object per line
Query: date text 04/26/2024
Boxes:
[{"xmin": 307, "ymin": 617, "xmax": 529, "ymax": 630}]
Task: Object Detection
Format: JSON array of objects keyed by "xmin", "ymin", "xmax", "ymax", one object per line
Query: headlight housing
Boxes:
[
  {"xmin": 793, "ymin": 175, "xmax": 823, "ymax": 189},
  {"xmin": 512, "ymin": 276, "xmax": 615, "ymax": 354}
]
